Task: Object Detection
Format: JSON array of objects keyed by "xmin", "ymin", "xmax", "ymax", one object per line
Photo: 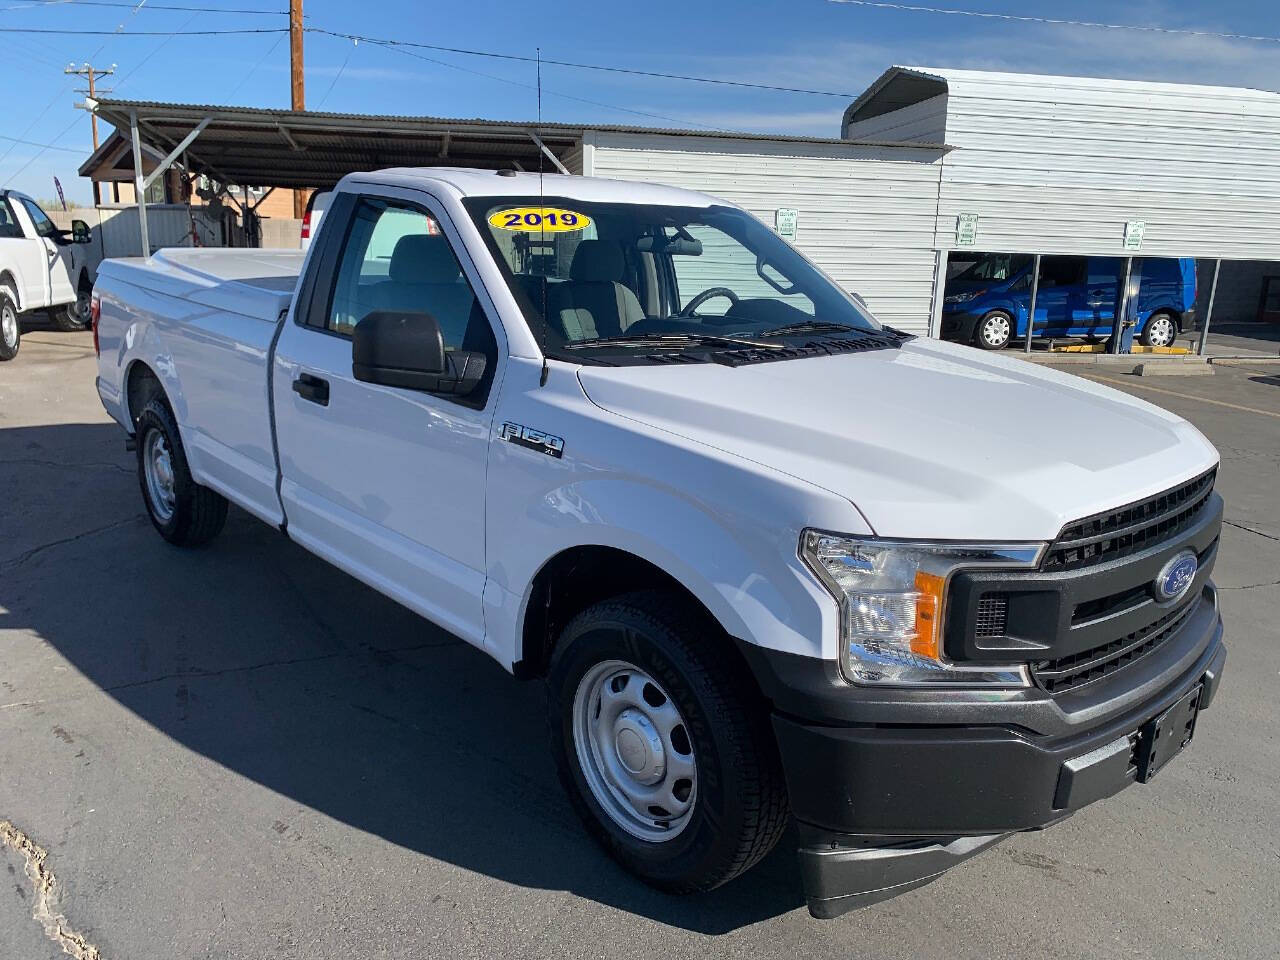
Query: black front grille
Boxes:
[
  {"xmin": 974, "ymin": 595, "xmax": 1009, "ymax": 637},
  {"xmin": 1042, "ymin": 469, "xmax": 1217, "ymax": 573},
  {"xmin": 1031, "ymin": 597, "xmax": 1200, "ymax": 695}
]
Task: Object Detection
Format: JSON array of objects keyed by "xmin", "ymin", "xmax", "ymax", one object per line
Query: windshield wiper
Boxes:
[
  {"xmin": 759, "ymin": 321, "xmax": 856, "ymax": 338},
  {"xmin": 564, "ymin": 333, "xmax": 783, "ymax": 351}
]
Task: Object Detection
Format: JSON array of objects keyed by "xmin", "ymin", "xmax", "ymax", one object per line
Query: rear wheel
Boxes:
[
  {"xmin": 135, "ymin": 397, "xmax": 228, "ymax": 546},
  {"xmin": 974, "ymin": 310, "xmax": 1014, "ymax": 350},
  {"xmin": 0, "ymin": 288, "xmax": 19, "ymax": 361},
  {"xmin": 1141, "ymin": 311, "xmax": 1177, "ymax": 348},
  {"xmin": 546, "ymin": 591, "xmax": 788, "ymax": 893}
]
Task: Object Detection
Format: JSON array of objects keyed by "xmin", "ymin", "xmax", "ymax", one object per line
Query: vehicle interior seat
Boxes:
[
  {"xmin": 371, "ymin": 234, "xmax": 477, "ymax": 345},
  {"xmin": 551, "ymin": 239, "xmax": 645, "ymax": 341}
]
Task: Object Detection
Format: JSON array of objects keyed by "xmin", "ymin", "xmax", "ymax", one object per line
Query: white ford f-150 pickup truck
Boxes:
[
  {"xmin": 93, "ymin": 168, "xmax": 1226, "ymax": 918},
  {"xmin": 1, "ymin": 188, "xmax": 96, "ymax": 359}
]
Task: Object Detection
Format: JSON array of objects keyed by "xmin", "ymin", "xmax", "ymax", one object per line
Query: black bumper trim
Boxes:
[{"xmin": 799, "ymin": 831, "xmax": 1007, "ymax": 919}]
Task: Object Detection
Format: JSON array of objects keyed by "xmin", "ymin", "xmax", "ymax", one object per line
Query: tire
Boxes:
[
  {"xmin": 135, "ymin": 397, "xmax": 228, "ymax": 546},
  {"xmin": 0, "ymin": 287, "xmax": 19, "ymax": 361},
  {"xmin": 51, "ymin": 284, "xmax": 92, "ymax": 331},
  {"xmin": 1140, "ymin": 311, "xmax": 1177, "ymax": 348},
  {"xmin": 974, "ymin": 310, "xmax": 1014, "ymax": 350},
  {"xmin": 546, "ymin": 590, "xmax": 789, "ymax": 894}
]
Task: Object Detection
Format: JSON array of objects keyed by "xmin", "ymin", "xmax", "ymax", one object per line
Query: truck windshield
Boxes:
[{"xmin": 464, "ymin": 196, "xmax": 881, "ymax": 362}]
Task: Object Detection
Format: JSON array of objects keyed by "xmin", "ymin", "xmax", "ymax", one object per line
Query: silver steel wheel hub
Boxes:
[
  {"xmin": 1148, "ymin": 316, "xmax": 1173, "ymax": 346},
  {"xmin": 572, "ymin": 660, "xmax": 697, "ymax": 842},
  {"xmin": 143, "ymin": 429, "xmax": 177, "ymax": 522},
  {"xmin": 1, "ymin": 305, "xmax": 15, "ymax": 347},
  {"xmin": 982, "ymin": 315, "xmax": 1010, "ymax": 346}
]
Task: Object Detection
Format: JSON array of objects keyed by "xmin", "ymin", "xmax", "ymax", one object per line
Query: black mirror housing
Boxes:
[
  {"xmin": 71, "ymin": 219, "xmax": 91, "ymax": 243},
  {"xmin": 352, "ymin": 311, "xmax": 486, "ymax": 396}
]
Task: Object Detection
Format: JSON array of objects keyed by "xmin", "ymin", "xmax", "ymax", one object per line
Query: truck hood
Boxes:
[{"xmin": 576, "ymin": 337, "xmax": 1219, "ymax": 541}]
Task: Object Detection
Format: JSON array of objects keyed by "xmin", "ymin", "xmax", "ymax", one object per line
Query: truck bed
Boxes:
[{"xmin": 98, "ymin": 247, "xmax": 305, "ymax": 323}]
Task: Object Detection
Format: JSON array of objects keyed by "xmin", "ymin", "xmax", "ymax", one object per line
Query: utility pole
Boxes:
[
  {"xmin": 289, "ymin": 0, "xmax": 306, "ymax": 218},
  {"xmin": 67, "ymin": 62, "xmax": 116, "ymax": 206}
]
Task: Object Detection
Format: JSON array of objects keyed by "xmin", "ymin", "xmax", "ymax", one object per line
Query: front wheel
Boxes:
[
  {"xmin": 0, "ymin": 288, "xmax": 19, "ymax": 361},
  {"xmin": 51, "ymin": 288, "xmax": 92, "ymax": 331},
  {"xmin": 135, "ymin": 397, "xmax": 228, "ymax": 546},
  {"xmin": 546, "ymin": 591, "xmax": 789, "ymax": 893},
  {"xmin": 974, "ymin": 310, "xmax": 1014, "ymax": 350},
  {"xmin": 1141, "ymin": 311, "xmax": 1177, "ymax": 348}
]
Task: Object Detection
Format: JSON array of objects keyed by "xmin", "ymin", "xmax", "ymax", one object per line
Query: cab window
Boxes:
[
  {"xmin": 18, "ymin": 198, "xmax": 59, "ymax": 240},
  {"xmin": 0, "ymin": 200, "xmax": 22, "ymax": 239}
]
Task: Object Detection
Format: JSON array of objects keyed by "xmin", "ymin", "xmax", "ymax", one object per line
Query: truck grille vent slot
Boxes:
[
  {"xmin": 1031, "ymin": 597, "xmax": 1199, "ymax": 695},
  {"xmin": 974, "ymin": 595, "xmax": 1009, "ymax": 637},
  {"xmin": 1042, "ymin": 469, "xmax": 1216, "ymax": 572}
]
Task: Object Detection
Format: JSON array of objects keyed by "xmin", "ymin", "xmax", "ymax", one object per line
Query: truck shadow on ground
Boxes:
[{"xmin": 0, "ymin": 422, "xmax": 806, "ymax": 935}]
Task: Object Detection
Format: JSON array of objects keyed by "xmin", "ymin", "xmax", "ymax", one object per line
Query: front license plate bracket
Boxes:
[{"xmin": 1135, "ymin": 684, "xmax": 1201, "ymax": 783}]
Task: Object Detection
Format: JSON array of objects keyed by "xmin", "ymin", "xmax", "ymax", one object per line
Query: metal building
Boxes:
[{"xmin": 843, "ymin": 66, "xmax": 1280, "ymax": 339}]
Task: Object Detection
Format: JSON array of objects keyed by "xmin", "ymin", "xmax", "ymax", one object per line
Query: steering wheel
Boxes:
[{"xmin": 679, "ymin": 286, "xmax": 741, "ymax": 318}]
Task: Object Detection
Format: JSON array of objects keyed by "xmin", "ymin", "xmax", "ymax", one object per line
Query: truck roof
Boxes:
[{"xmin": 340, "ymin": 167, "xmax": 722, "ymax": 208}]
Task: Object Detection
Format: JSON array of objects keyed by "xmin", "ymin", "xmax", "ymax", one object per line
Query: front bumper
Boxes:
[
  {"xmin": 742, "ymin": 587, "xmax": 1225, "ymax": 919},
  {"xmin": 940, "ymin": 310, "xmax": 983, "ymax": 342}
]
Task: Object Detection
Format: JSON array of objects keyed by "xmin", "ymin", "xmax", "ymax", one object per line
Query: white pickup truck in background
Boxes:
[
  {"xmin": 0, "ymin": 188, "xmax": 96, "ymax": 360},
  {"xmin": 92, "ymin": 168, "xmax": 1227, "ymax": 918}
]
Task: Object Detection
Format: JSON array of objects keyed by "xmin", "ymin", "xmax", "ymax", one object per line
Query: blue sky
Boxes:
[{"xmin": 1, "ymin": 0, "xmax": 1275, "ymax": 205}]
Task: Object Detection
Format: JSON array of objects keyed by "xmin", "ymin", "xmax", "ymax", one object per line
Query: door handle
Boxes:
[{"xmin": 292, "ymin": 373, "xmax": 330, "ymax": 406}]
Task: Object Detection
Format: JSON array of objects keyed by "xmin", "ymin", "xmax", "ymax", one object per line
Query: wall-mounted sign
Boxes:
[
  {"xmin": 1124, "ymin": 220, "xmax": 1146, "ymax": 251},
  {"xmin": 956, "ymin": 213, "xmax": 979, "ymax": 246},
  {"xmin": 775, "ymin": 208, "xmax": 798, "ymax": 241}
]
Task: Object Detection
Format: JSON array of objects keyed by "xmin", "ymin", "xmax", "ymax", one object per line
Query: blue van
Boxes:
[{"xmin": 941, "ymin": 254, "xmax": 1196, "ymax": 350}]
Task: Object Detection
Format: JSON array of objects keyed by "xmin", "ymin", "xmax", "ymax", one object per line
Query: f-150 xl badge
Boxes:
[{"xmin": 500, "ymin": 422, "xmax": 564, "ymax": 458}]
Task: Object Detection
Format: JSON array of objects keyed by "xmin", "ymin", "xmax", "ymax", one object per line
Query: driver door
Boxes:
[
  {"xmin": 2, "ymin": 197, "xmax": 49, "ymax": 308},
  {"xmin": 272, "ymin": 187, "xmax": 504, "ymax": 649},
  {"xmin": 16, "ymin": 197, "xmax": 74, "ymax": 305}
]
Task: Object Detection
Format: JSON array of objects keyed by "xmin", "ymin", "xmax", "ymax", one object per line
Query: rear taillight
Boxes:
[
  {"xmin": 90, "ymin": 292, "xmax": 101, "ymax": 356},
  {"xmin": 300, "ymin": 210, "xmax": 312, "ymax": 241}
]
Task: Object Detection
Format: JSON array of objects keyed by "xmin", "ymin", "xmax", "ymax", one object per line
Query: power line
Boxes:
[
  {"xmin": 2, "ymin": 1, "xmax": 284, "ymax": 11},
  {"xmin": 310, "ymin": 28, "xmax": 861, "ymax": 97},
  {"xmin": 825, "ymin": 0, "xmax": 1280, "ymax": 45},
  {"xmin": 0, "ymin": 133, "xmax": 87, "ymax": 152},
  {"xmin": 315, "ymin": 35, "xmax": 356, "ymax": 109},
  {"xmin": 226, "ymin": 29, "xmax": 284, "ymax": 99},
  {"xmin": 0, "ymin": 25, "xmax": 286, "ymax": 34},
  {"xmin": 358, "ymin": 34, "xmax": 728, "ymax": 130}
]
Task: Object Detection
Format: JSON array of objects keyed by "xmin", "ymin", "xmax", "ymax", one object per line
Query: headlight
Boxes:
[
  {"xmin": 801, "ymin": 531, "xmax": 1043, "ymax": 686},
  {"xmin": 944, "ymin": 288, "xmax": 986, "ymax": 304}
]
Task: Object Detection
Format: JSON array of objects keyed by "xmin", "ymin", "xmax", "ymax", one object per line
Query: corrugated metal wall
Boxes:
[
  {"xmin": 586, "ymin": 131, "xmax": 946, "ymax": 335},
  {"xmin": 848, "ymin": 70, "xmax": 1280, "ymax": 262}
]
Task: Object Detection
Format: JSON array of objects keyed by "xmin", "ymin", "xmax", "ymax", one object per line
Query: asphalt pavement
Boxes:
[{"xmin": 2, "ymin": 326, "xmax": 1277, "ymax": 960}]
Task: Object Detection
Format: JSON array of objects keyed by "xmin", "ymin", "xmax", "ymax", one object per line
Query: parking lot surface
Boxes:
[{"xmin": 2, "ymin": 329, "xmax": 1278, "ymax": 960}]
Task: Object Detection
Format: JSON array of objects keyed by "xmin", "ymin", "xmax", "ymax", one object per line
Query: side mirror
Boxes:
[
  {"xmin": 71, "ymin": 219, "xmax": 91, "ymax": 244},
  {"xmin": 352, "ymin": 311, "xmax": 486, "ymax": 396}
]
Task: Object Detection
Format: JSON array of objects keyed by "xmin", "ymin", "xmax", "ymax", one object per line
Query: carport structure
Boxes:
[{"xmin": 79, "ymin": 97, "xmax": 587, "ymax": 255}]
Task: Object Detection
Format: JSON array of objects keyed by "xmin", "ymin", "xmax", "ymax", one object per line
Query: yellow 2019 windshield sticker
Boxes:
[{"xmin": 488, "ymin": 207, "xmax": 592, "ymax": 233}]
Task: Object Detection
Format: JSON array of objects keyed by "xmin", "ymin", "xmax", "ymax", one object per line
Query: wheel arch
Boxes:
[
  {"xmin": 0, "ymin": 270, "xmax": 19, "ymax": 310},
  {"xmin": 124, "ymin": 358, "xmax": 167, "ymax": 429},
  {"xmin": 516, "ymin": 544, "xmax": 749, "ymax": 684}
]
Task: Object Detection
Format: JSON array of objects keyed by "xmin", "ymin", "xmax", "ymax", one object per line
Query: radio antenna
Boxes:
[{"xmin": 536, "ymin": 46, "xmax": 550, "ymax": 386}]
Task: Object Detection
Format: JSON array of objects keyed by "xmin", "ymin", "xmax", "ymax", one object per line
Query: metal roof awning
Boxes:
[
  {"xmin": 80, "ymin": 98, "xmax": 598, "ymax": 189},
  {"xmin": 81, "ymin": 97, "xmax": 950, "ymax": 190}
]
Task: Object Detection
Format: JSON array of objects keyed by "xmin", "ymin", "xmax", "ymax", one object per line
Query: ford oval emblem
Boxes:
[{"xmin": 1154, "ymin": 550, "xmax": 1198, "ymax": 603}]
